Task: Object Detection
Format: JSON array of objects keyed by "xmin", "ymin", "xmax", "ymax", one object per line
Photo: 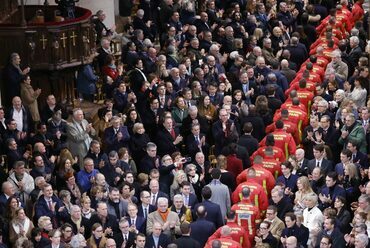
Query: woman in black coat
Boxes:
[
  {"xmin": 334, "ymin": 196, "xmax": 352, "ymax": 234},
  {"xmin": 129, "ymin": 122, "xmax": 151, "ymax": 164}
]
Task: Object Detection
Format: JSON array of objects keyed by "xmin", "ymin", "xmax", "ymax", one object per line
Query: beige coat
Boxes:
[
  {"xmin": 20, "ymin": 83, "xmax": 40, "ymax": 122},
  {"xmin": 146, "ymin": 210, "xmax": 181, "ymax": 237},
  {"xmin": 268, "ymin": 217, "xmax": 285, "ymax": 241}
]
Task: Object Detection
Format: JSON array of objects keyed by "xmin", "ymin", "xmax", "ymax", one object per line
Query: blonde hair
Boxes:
[
  {"xmin": 297, "ymin": 176, "xmax": 313, "ymax": 194},
  {"xmin": 217, "ymin": 155, "xmax": 227, "ymax": 169},
  {"xmin": 38, "ymin": 216, "xmax": 51, "ymax": 228}
]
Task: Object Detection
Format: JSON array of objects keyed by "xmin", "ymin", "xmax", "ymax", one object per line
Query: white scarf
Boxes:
[{"xmin": 12, "ymin": 218, "xmax": 30, "ymax": 234}]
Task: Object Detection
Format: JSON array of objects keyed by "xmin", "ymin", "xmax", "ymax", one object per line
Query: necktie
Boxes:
[
  {"xmin": 80, "ymin": 123, "xmax": 84, "ymax": 131},
  {"xmin": 151, "ymin": 194, "xmax": 156, "ymax": 205},
  {"xmin": 170, "ymin": 129, "xmax": 176, "ymax": 139},
  {"xmin": 144, "ymin": 207, "xmax": 148, "ymax": 218},
  {"xmin": 124, "ymin": 234, "xmax": 127, "ymax": 242},
  {"xmin": 352, "ymin": 154, "xmax": 356, "ymax": 161},
  {"xmin": 316, "ymin": 161, "xmax": 320, "ymax": 167},
  {"xmin": 298, "ymin": 162, "xmax": 302, "ymax": 168},
  {"xmin": 160, "ymin": 97, "xmax": 165, "ymax": 107},
  {"xmin": 195, "ymin": 136, "xmax": 200, "ymax": 145},
  {"xmin": 48, "ymin": 200, "xmax": 53, "ymax": 210},
  {"xmin": 132, "ymin": 219, "xmax": 135, "ymax": 226}
]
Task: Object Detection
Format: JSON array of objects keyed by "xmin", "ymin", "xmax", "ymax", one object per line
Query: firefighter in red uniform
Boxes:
[
  {"xmin": 236, "ymin": 156, "xmax": 275, "ymax": 195},
  {"xmin": 296, "ymin": 79, "xmax": 314, "ymax": 117},
  {"xmin": 259, "ymin": 120, "xmax": 296, "ymax": 159},
  {"xmin": 286, "ymin": 70, "xmax": 318, "ymax": 96},
  {"xmin": 207, "ymin": 211, "xmax": 251, "ymax": 248},
  {"xmin": 281, "ymin": 91, "xmax": 307, "ymax": 113},
  {"xmin": 205, "ymin": 226, "xmax": 243, "ymax": 248},
  {"xmin": 261, "ymin": 148, "xmax": 282, "ymax": 179},
  {"xmin": 298, "ymin": 61, "xmax": 325, "ymax": 80},
  {"xmin": 232, "ymin": 168, "xmax": 268, "ymax": 213},
  {"xmin": 311, "ymin": 31, "xmax": 340, "ymax": 51},
  {"xmin": 267, "ymin": 109, "xmax": 300, "ymax": 144},
  {"xmin": 231, "ymin": 187, "xmax": 261, "ymax": 246},
  {"xmin": 352, "ymin": 0, "xmax": 364, "ymax": 23},
  {"xmin": 287, "ymin": 97, "xmax": 309, "ymax": 130},
  {"xmin": 251, "ymin": 135, "xmax": 286, "ymax": 163}
]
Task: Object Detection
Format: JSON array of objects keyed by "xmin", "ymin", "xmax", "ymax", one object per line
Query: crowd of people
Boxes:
[{"xmin": 0, "ymin": 0, "xmax": 369, "ymax": 247}]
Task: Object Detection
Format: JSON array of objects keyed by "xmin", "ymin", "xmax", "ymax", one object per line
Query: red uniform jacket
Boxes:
[
  {"xmin": 205, "ymin": 236, "xmax": 243, "ymax": 248},
  {"xmin": 251, "ymin": 146, "xmax": 286, "ymax": 163},
  {"xmin": 236, "ymin": 164, "xmax": 275, "ymax": 195},
  {"xmin": 266, "ymin": 118, "xmax": 300, "ymax": 144},
  {"xmin": 259, "ymin": 129, "xmax": 297, "ymax": 159},
  {"xmin": 231, "ymin": 179, "xmax": 269, "ymax": 212},
  {"xmin": 261, "ymin": 157, "xmax": 282, "ymax": 179},
  {"xmin": 352, "ymin": 2, "xmax": 364, "ymax": 23},
  {"xmin": 231, "ymin": 199, "xmax": 261, "ymax": 239},
  {"xmin": 207, "ymin": 222, "xmax": 251, "ymax": 248}
]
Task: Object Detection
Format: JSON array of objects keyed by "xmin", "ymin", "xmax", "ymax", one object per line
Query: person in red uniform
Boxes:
[
  {"xmin": 236, "ymin": 156, "xmax": 275, "ymax": 195},
  {"xmin": 259, "ymin": 120, "xmax": 296, "ymax": 159},
  {"xmin": 281, "ymin": 91, "xmax": 307, "ymax": 113},
  {"xmin": 287, "ymin": 97, "xmax": 309, "ymax": 130},
  {"xmin": 205, "ymin": 226, "xmax": 243, "ymax": 248},
  {"xmin": 286, "ymin": 75, "xmax": 317, "ymax": 100},
  {"xmin": 261, "ymin": 148, "xmax": 282, "ymax": 179},
  {"xmin": 232, "ymin": 168, "xmax": 268, "ymax": 213},
  {"xmin": 296, "ymin": 79, "xmax": 315, "ymax": 116},
  {"xmin": 267, "ymin": 109, "xmax": 300, "ymax": 144},
  {"xmin": 352, "ymin": 0, "xmax": 365, "ymax": 23},
  {"xmin": 251, "ymin": 134, "xmax": 286, "ymax": 163},
  {"xmin": 311, "ymin": 31, "xmax": 340, "ymax": 51},
  {"xmin": 231, "ymin": 187, "xmax": 261, "ymax": 246},
  {"xmin": 207, "ymin": 211, "xmax": 251, "ymax": 248},
  {"xmin": 298, "ymin": 61, "xmax": 325, "ymax": 80}
]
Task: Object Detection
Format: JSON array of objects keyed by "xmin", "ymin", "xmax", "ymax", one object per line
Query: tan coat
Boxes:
[
  {"xmin": 86, "ymin": 235, "xmax": 107, "ymax": 248},
  {"xmin": 20, "ymin": 82, "xmax": 40, "ymax": 122},
  {"xmin": 9, "ymin": 217, "xmax": 34, "ymax": 245},
  {"xmin": 146, "ymin": 210, "xmax": 181, "ymax": 237},
  {"xmin": 268, "ymin": 217, "xmax": 285, "ymax": 241}
]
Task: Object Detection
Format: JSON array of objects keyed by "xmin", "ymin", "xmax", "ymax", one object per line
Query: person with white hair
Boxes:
[
  {"xmin": 349, "ymin": 35, "xmax": 362, "ymax": 64},
  {"xmin": 146, "ymin": 197, "xmax": 181, "ymax": 236},
  {"xmin": 354, "ymin": 233, "xmax": 369, "ymax": 248},
  {"xmin": 325, "ymin": 50, "xmax": 348, "ymax": 81},
  {"xmin": 303, "ymin": 193, "xmax": 323, "ymax": 247},
  {"xmin": 67, "ymin": 108, "xmax": 96, "ymax": 168},
  {"xmin": 70, "ymin": 233, "xmax": 87, "ymax": 248}
]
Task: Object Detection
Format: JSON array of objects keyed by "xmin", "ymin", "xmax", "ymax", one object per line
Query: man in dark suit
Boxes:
[
  {"xmin": 137, "ymin": 190, "xmax": 157, "ymax": 219},
  {"xmin": 181, "ymin": 106, "xmax": 210, "ymax": 138},
  {"xmin": 270, "ymin": 187, "xmax": 294, "ymax": 221},
  {"xmin": 0, "ymin": 181, "xmax": 16, "ymax": 216},
  {"xmin": 6, "ymin": 96, "xmax": 34, "ymax": 136},
  {"xmin": 127, "ymin": 203, "xmax": 146, "ymax": 234},
  {"xmin": 237, "ymin": 122, "xmax": 259, "ymax": 157},
  {"xmin": 295, "ymin": 148, "xmax": 309, "ymax": 177},
  {"xmin": 307, "ymin": 144, "xmax": 333, "ymax": 176},
  {"xmin": 45, "ymin": 229, "xmax": 66, "ymax": 248},
  {"xmin": 89, "ymin": 201, "xmax": 119, "ymax": 234},
  {"xmin": 180, "ymin": 181, "xmax": 198, "ymax": 209},
  {"xmin": 233, "ymin": 71, "xmax": 257, "ymax": 105},
  {"xmin": 193, "ymin": 186, "xmax": 223, "ymax": 228},
  {"xmin": 34, "ymin": 183, "xmax": 67, "ymax": 228},
  {"xmin": 186, "ymin": 123, "xmax": 209, "ymax": 159},
  {"xmin": 149, "ymin": 179, "xmax": 169, "ymax": 205},
  {"xmin": 348, "ymin": 36, "xmax": 363, "ymax": 65},
  {"xmin": 212, "ymin": 108, "xmax": 239, "ymax": 155},
  {"xmin": 115, "ymin": 218, "xmax": 136, "ymax": 248},
  {"xmin": 145, "ymin": 222, "xmax": 170, "ymax": 248},
  {"xmin": 155, "ymin": 117, "xmax": 182, "ymax": 156},
  {"xmin": 139, "ymin": 142, "xmax": 161, "ymax": 175},
  {"xmin": 190, "ymin": 205, "xmax": 216, "ymax": 247},
  {"xmin": 97, "ymin": 38, "xmax": 112, "ymax": 69},
  {"xmin": 174, "ymin": 222, "xmax": 201, "ymax": 248},
  {"xmin": 103, "ymin": 116, "xmax": 130, "ymax": 153},
  {"xmin": 347, "ymin": 140, "xmax": 369, "ymax": 169}
]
